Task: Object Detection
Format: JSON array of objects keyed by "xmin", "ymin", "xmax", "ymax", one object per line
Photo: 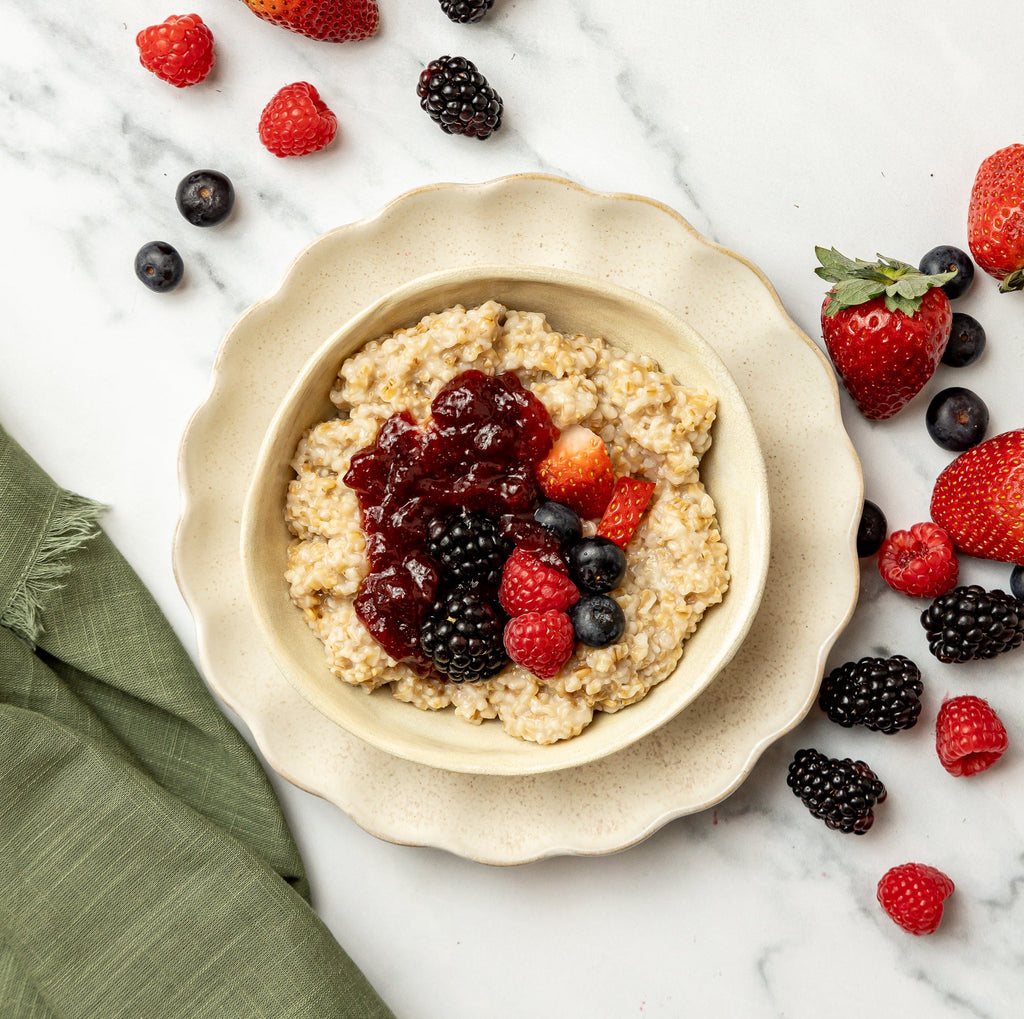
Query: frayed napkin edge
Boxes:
[{"xmin": 1, "ymin": 491, "xmax": 106, "ymax": 647}]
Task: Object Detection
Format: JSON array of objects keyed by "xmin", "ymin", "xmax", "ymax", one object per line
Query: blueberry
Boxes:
[
  {"xmin": 175, "ymin": 169, "xmax": 235, "ymax": 227},
  {"xmin": 856, "ymin": 500, "xmax": 887, "ymax": 558},
  {"xmin": 134, "ymin": 241, "xmax": 184, "ymax": 292},
  {"xmin": 567, "ymin": 536, "xmax": 626, "ymax": 593},
  {"xmin": 533, "ymin": 501, "xmax": 582, "ymax": 546},
  {"xmin": 570, "ymin": 594, "xmax": 625, "ymax": 647},
  {"xmin": 919, "ymin": 244, "xmax": 975, "ymax": 300},
  {"xmin": 1011, "ymin": 565, "xmax": 1024, "ymax": 602},
  {"xmin": 941, "ymin": 312, "xmax": 986, "ymax": 367},
  {"xmin": 925, "ymin": 386, "xmax": 989, "ymax": 451}
]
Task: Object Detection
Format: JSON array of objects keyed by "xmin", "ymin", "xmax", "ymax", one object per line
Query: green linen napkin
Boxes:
[{"xmin": 0, "ymin": 424, "xmax": 395, "ymax": 1019}]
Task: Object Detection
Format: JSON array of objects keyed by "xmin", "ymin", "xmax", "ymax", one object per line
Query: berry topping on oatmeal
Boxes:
[
  {"xmin": 341, "ymin": 369, "xmax": 557, "ymax": 669},
  {"xmin": 536, "ymin": 424, "xmax": 615, "ymax": 519},
  {"xmin": 570, "ymin": 594, "xmax": 626, "ymax": 648},
  {"xmin": 567, "ymin": 536, "xmax": 627, "ymax": 594},
  {"xmin": 533, "ymin": 501, "xmax": 583, "ymax": 547},
  {"xmin": 427, "ymin": 509, "xmax": 510, "ymax": 590},
  {"xmin": 504, "ymin": 610, "xmax": 576, "ymax": 679},
  {"xmin": 597, "ymin": 476, "xmax": 656, "ymax": 548},
  {"xmin": 419, "ymin": 588, "xmax": 509, "ymax": 683},
  {"xmin": 498, "ymin": 547, "xmax": 580, "ymax": 616}
]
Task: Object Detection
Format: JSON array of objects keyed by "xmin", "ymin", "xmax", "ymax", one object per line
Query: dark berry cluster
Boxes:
[
  {"xmin": 439, "ymin": 0, "xmax": 495, "ymax": 23},
  {"xmin": 787, "ymin": 749, "xmax": 886, "ymax": 834},
  {"xmin": 920, "ymin": 584, "xmax": 1024, "ymax": 663},
  {"xmin": 818, "ymin": 655, "xmax": 923, "ymax": 733},
  {"xmin": 419, "ymin": 510, "xmax": 510, "ymax": 682},
  {"xmin": 427, "ymin": 509, "xmax": 510, "ymax": 589},
  {"xmin": 417, "ymin": 55, "xmax": 503, "ymax": 139},
  {"xmin": 419, "ymin": 588, "xmax": 509, "ymax": 683}
]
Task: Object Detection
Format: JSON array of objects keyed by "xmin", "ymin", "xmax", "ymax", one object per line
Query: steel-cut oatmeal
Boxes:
[{"xmin": 284, "ymin": 300, "xmax": 729, "ymax": 744}]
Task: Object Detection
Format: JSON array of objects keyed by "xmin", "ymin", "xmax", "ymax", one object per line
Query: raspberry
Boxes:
[
  {"xmin": 786, "ymin": 748, "xmax": 886, "ymax": 834},
  {"xmin": 935, "ymin": 695, "xmax": 1008, "ymax": 776},
  {"xmin": 920, "ymin": 584, "xmax": 1024, "ymax": 663},
  {"xmin": 416, "ymin": 56, "xmax": 504, "ymax": 139},
  {"xmin": 499, "ymin": 547, "xmax": 580, "ymax": 616},
  {"xmin": 136, "ymin": 14, "xmax": 215, "ymax": 88},
  {"xmin": 818, "ymin": 655, "xmax": 923, "ymax": 733},
  {"xmin": 877, "ymin": 863, "xmax": 954, "ymax": 935},
  {"xmin": 258, "ymin": 82, "xmax": 338, "ymax": 158},
  {"xmin": 877, "ymin": 521, "xmax": 959, "ymax": 598},
  {"xmin": 503, "ymin": 610, "xmax": 575, "ymax": 679}
]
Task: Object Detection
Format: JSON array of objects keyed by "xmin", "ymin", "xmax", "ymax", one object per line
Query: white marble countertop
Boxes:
[{"xmin": 5, "ymin": 1, "xmax": 1024, "ymax": 1016}]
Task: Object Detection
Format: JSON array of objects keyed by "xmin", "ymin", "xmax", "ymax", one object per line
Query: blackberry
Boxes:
[
  {"xmin": 417, "ymin": 55, "xmax": 503, "ymax": 139},
  {"xmin": 427, "ymin": 509, "xmax": 509, "ymax": 589},
  {"xmin": 920, "ymin": 584, "xmax": 1024, "ymax": 663},
  {"xmin": 818, "ymin": 655, "xmax": 923, "ymax": 733},
  {"xmin": 419, "ymin": 588, "xmax": 509, "ymax": 682},
  {"xmin": 786, "ymin": 749, "xmax": 886, "ymax": 834},
  {"xmin": 439, "ymin": 0, "xmax": 495, "ymax": 23}
]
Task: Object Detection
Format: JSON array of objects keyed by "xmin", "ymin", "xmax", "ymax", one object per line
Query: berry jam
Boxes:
[{"xmin": 343, "ymin": 370, "xmax": 560, "ymax": 670}]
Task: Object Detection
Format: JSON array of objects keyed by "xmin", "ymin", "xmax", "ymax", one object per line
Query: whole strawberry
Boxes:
[
  {"xmin": 935, "ymin": 695, "xmax": 1008, "ymax": 777},
  {"xmin": 967, "ymin": 143, "xmax": 1024, "ymax": 292},
  {"xmin": 504, "ymin": 609, "xmax": 575, "ymax": 679},
  {"xmin": 877, "ymin": 863, "xmax": 954, "ymax": 935},
  {"xmin": 815, "ymin": 247, "xmax": 954, "ymax": 420},
  {"xmin": 240, "ymin": 0, "xmax": 379, "ymax": 42},
  {"xmin": 259, "ymin": 82, "xmax": 338, "ymax": 158},
  {"xmin": 930, "ymin": 429, "xmax": 1024, "ymax": 564},
  {"xmin": 136, "ymin": 14, "xmax": 215, "ymax": 88}
]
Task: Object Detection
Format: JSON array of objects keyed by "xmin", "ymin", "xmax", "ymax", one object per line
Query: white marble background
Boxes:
[{"xmin": 4, "ymin": 1, "xmax": 1024, "ymax": 1016}]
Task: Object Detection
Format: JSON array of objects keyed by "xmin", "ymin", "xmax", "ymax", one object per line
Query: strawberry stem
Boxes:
[
  {"xmin": 999, "ymin": 267, "xmax": 1024, "ymax": 293},
  {"xmin": 815, "ymin": 246, "xmax": 955, "ymax": 316}
]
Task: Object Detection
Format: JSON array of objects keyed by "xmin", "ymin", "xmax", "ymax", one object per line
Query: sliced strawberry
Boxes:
[
  {"xmin": 498, "ymin": 547, "xmax": 579, "ymax": 616},
  {"xmin": 535, "ymin": 425, "xmax": 614, "ymax": 520},
  {"xmin": 597, "ymin": 477, "xmax": 656, "ymax": 548}
]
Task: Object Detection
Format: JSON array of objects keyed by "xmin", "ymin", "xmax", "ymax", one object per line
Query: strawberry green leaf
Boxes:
[
  {"xmin": 883, "ymin": 292, "xmax": 922, "ymax": 316},
  {"xmin": 815, "ymin": 247, "xmax": 955, "ymax": 314},
  {"xmin": 999, "ymin": 268, "xmax": 1024, "ymax": 293}
]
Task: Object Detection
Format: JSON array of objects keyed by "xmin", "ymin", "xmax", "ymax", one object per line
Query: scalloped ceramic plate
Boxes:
[
  {"xmin": 239, "ymin": 264, "xmax": 770, "ymax": 776},
  {"xmin": 173, "ymin": 174, "xmax": 862, "ymax": 865}
]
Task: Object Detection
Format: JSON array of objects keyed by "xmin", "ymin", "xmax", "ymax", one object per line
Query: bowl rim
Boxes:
[{"xmin": 239, "ymin": 262, "xmax": 771, "ymax": 775}]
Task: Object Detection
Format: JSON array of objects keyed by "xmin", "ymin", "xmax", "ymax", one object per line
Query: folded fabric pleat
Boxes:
[{"xmin": 0, "ymin": 424, "xmax": 395, "ymax": 1019}]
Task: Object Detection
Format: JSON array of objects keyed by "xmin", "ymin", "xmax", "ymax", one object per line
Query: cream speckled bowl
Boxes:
[{"xmin": 239, "ymin": 264, "xmax": 769, "ymax": 776}]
